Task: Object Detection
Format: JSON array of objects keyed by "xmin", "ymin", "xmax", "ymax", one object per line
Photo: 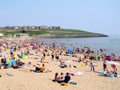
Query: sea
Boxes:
[{"xmin": 43, "ymin": 35, "xmax": 120, "ymax": 56}]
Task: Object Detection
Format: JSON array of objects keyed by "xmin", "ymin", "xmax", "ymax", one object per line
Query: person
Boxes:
[
  {"xmin": 14, "ymin": 46, "xmax": 17, "ymax": 52},
  {"xmin": 55, "ymin": 54, "xmax": 59, "ymax": 61},
  {"xmin": 111, "ymin": 64, "xmax": 118, "ymax": 77},
  {"xmin": 90, "ymin": 61, "xmax": 95, "ymax": 72},
  {"xmin": 41, "ymin": 52, "xmax": 45, "ymax": 63},
  {"xmin": 58, "ymin": 73, "xmax": 71, "ymax": 83},
  {"xmin": 59, "ymin": 62, "xmax": 67, "ymax": 68},
  {"xmin": 31, "ymin": 63, "xmax": 51, "ymax": 73},
  {"xmin": 40, "ymin": 64, "xmax": 51, "ymax": 73},
  {"xmin": 52, "ymin": 73, "xmax": 60, "ymax": 82},
  {"xmin": 1, "ymin": 58, "xmax": 8, "ymax": 69},
  {"xmin": 32, "ymin": 64, "xmax": 41, "ymax": 73},
  {"xmin": 78, "ymin": 57, "xmax": 82, "ymax": 62},
  {"xmin": 51, "ymin": 53, "xmax": 54, "ymax": 60},
  {"xmin": 59, "ymin": 72, "xmax": 64, "ymax": 81},
  {"xmin": 16, "ymin": 59, "xmax": 25, "ymax": 66},
  {"xmin": 12, "ymin": 58, "xmax": 19, "ymax": 69},
  {"xmin": 0, "ymin": 48, "xmax": 2, "ymax": 57},
  {"xmin": 10, "ymin": 47, "xmax": 14, "ymax": 55},
  {"xmin": 43, "ymin": 52, "xmax": 46, "ymax": 58},
  {"xmin": 40, "ymin": 64, "xmax": 46, "ymax": 73},
  {"xmin": 103, "ymin": 61, "xmax": 107, "ymax": 71}
]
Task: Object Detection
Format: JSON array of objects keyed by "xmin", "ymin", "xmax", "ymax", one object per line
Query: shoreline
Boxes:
[{"xmin": 0, "ymin": 37, "xmax": 119, "ymax": 90}]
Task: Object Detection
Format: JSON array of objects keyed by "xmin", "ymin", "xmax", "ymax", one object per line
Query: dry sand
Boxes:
[{"xmin": 0, "ymin": 41, "xmax": 120, "ymax": 90}]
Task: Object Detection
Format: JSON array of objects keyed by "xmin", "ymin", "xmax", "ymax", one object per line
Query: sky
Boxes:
[{"xmin": 0, "ymin": 0, "xmax": 120, "ymax": 35}]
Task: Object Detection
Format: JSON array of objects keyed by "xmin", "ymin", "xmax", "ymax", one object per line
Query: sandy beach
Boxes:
[{"xmin": 0, "ymin": 37, "xmax": 120, "ymax": 90}]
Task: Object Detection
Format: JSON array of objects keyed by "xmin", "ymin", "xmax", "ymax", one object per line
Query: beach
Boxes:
[{"xmin": 0, "ymin": 37, "xmax": 120, "ymax": 90}]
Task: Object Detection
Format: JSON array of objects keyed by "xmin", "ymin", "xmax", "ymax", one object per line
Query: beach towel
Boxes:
[
  {"xmin": 14, "ymin": 54, "xmax": 18, "ymax": 59},
  {"xmin": 34, "ymin": 57, "xmax": 39, "ymax": 60},
  {"xmin": 68, "ymin": 72, "xmax": 84, "ymax": 76},
  {"xmin": 108, "ymin": 73, "xmax": 114, "ymax": 78},
  {"xmin": 99, "ymin": 71, "xmax": 106, "ymax": 76},
  {"xmin": 69, "ymin": 81, "xmax": 77, "ymax": 85},
  {"xmin": 6, "ymin": 73, "xmax": 13, "ymax": 76},
  {"xmin": 17, "ymin": 54, "xmax": 22, "ymax": 58},
  {"xmin": 80, "ymin": 63, "xmax": 85, "ymax": 67},
  {"xmin": 75, "ymin": 72, "xmax": 84, "ymax": 76},
  {"xmin": 22, "ymin": 55, "xmax": 28, "ymax": 59},
  {"xmin": 117, "ymin": 74, "xmax": 120, "ymax": 77},
  {"xmin": 65, "ymin": 61, "xmax": 73, "ymax": 63}
]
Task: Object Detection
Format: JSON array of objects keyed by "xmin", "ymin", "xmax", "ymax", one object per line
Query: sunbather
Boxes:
[{"xmin": 58, "ymin": 73, "xmax": 71, "ymax": 83}]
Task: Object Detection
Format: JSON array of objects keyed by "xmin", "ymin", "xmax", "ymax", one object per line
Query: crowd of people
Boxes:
[{"xmin": 0, "ymin": 37, "xmax": 119, "ymax": 86}]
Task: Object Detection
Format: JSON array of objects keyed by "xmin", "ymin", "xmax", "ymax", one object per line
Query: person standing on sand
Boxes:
[
  {"xmin": 41, "ymin": 52, "xmax": 46, "ymax": 63},
  {"xmin": 55, "ymin": 54, "xmax": 59, "ymax": 61},
  {"xmin": 90, "ymin": 61, "xmax": 95, "ymax": 72},
  {"xmin": 103, "ymin": 61, "xmax": 107, "ymax": 71},
  {"xmin": 51, "ymin": 52, "xmax": 54, "ymax": 60}
]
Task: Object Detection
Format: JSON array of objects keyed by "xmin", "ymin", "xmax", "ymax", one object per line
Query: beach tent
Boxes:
[{"xmin": 67, "ymin": 49, "xmax": 73, "ymax": 54}]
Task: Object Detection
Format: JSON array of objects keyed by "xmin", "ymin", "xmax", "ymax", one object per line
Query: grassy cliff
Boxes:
[{"xmin": 0, "ymin": 29, "xmax": 108, "ymax": 37}]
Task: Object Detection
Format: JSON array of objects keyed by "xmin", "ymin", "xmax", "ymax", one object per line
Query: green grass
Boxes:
[
  {"xmin": 0, "ymin": 29, "xmax": 107, "ymax": 37},
  {"xmin": 0, "ymin": 29, "xmax": 48, "ymax": 36}
]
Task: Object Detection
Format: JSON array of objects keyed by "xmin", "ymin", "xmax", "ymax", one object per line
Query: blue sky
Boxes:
[{"xmin": 0, "ymin": 0, "xmax": 120, "ymax": 35}]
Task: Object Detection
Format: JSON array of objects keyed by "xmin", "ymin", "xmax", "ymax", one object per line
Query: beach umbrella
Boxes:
[{"xmin": 106, "ymin": 61, "xmax": 120, "ymax": 66}]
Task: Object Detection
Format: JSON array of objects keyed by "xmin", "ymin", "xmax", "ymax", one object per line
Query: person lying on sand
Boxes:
[
  {"xmin": 59, "ymin": 61, "xmax": 67, "ymax": 68},
  {"xmin": 30, "ymin": 64, "xmax": 41, "ymax": 72},
  {"xmin": 16, "ymin": 59, "xmax": 25, "ymax": 66},
  {"xmin": 58, "ymin": 61, "xmax": 78, "ymax": 68},
  {"xmin": 31, "ymin": 64, "xmax": 51, "ymax": 73},
  {"xmin": 58, "ymin": 73, "xmax": 71, "ymax": 83}
]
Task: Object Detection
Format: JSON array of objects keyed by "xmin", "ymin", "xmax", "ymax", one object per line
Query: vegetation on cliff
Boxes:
[{"xmin": 0, "ymin": 29, "xmax": 108, "ymax": 37}]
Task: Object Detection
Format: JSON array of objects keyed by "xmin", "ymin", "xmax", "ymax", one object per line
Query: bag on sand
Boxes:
[{"xmin": 60, "ymin": 82, "xmax": 68, "ymax": 86}]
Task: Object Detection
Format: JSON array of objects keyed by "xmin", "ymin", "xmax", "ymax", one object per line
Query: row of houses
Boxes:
[{"xmin": 0, "ymin": 26, "xmax": 61, "ymax": 30}]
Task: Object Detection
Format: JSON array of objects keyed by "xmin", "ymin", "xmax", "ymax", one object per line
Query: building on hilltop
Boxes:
[{"xmin": 0, "ymin": 26, "xmax": 61, "ymax": 30}]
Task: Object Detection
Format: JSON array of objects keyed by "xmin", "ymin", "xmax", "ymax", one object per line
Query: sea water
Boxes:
[{"xmin": 43, "ymin": 35, "xmax": 120, "ymax": 56}]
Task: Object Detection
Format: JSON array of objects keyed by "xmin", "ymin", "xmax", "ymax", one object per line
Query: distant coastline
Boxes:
[
  {"xmin": 0, "ymin": 26, "xmax": 108, "ymax": 38},
  {"xmin": 37, "ymin": 33, "xmax": 108, "ymax": 38}
]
